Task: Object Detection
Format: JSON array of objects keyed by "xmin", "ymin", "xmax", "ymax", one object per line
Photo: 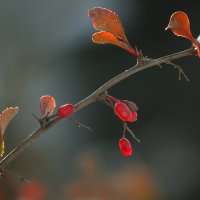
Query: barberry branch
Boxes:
[{"xmin": 0, "ymin": 47, "xmax": 195, "ymax": 170}]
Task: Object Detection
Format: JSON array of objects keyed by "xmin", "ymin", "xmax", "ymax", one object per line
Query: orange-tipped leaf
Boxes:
[
  {"xmin": 166, "ymin": 11, "xmax": 193, "ymax": 41},
  {"xmin": 0, "ymin": 107, "xmax": 19, "ymax": 136},
  {"xmin": 92, "ymin": 31, "xmax": 138, "ymax": 56},
  {"xmin": 89, "ymin": 7, "xmax": 128, "ymax": 43},
  {"xmin": 40, "ymin": 95, "xmax": 56, "ymax": 118},
  {"xmin": 0, "ymin": 107, "xmax": 19, "ymax": 157},
  {"xmin": 166, "ymin": 11, "xmax": 200, "ymax": 57},
  {"xmin": 88, "ymin": 7, "xmax": 138, "ymax": 57}
]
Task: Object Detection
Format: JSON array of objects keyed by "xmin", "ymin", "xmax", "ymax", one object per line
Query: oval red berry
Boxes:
[
  {"xmin": 115, "ymin": 102, "xmax": 132, "ymax": 121},
  {"xmin": 119, "ymin": 138, "xmax": 132, "ymax": 156},
  {"xmin": 57, "ymin": 104, "xmax": 74, "ymax": 118}
]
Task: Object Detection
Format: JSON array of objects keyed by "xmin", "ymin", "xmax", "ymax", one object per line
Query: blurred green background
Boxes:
[{"xmin": 0, "ymin": 0, "xmax": 200, "ymax": 199}]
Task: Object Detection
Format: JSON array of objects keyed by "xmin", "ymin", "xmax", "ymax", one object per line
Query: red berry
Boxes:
[
  {"xmin": 115, "ymin": 101, "xmax": 132, "ymax": 121},
  {"xmin": 57, "ymin": 104, "xmax": 74, "ymax": 118},
  {"xmin": 119, "ymin": 138, "xmax": 132, "ymax": 156},
  {"xmin": 128, "ymin": 111, "xmax": 138, "ymax": 122}
]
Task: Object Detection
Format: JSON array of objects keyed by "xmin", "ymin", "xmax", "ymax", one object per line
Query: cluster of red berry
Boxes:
[
  {"xmin": 40, "ymin": 95, "xmax": 138, "ymax": 157},
  {"xmin": 100, "ymin": 94, "xmax": 138, "ymax": 157},
  {"xmin": 114, "ymin": 100, "xmax": 138, "ymax": 157}
]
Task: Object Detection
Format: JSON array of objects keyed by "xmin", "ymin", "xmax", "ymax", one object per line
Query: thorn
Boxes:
[
  {"xmin": 158, "ymin": 64, "xmax": 163, "ymax": 69},
  {"xmin": 31, "ymin": 113, "xmax": 41, "ymax": 123},
  {"xmin": 31, "ymin": 113, "xmax": 44, "ymax": 126}
]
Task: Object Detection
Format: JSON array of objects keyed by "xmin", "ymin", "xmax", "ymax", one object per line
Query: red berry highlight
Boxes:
[
  {"xmin": 119, "ymin": 138, "xmax": 132, "ymax": 156},
  {"xmin": 115, "ymin": 101, "xmax": 132, "ymax": 121},
  {"xmin": 57, "ymin": 104, "xmax": 74, "ymax": 118}
]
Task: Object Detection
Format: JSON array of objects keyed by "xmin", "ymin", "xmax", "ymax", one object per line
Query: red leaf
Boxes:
[
  {"xmin": 89, "ymin": 7, "xmax": 128, "ymax": 43},
  {"xmin": 92, "ymin": 32, "xmax": 138, "ymax": 56},
  {"xmin": 0, "ymin": 107, "xmax": 19, "ymax": 157},
  {"xmin": 166, "ymin": 11, "xmax": 193, "ymax": 41},
  {"xmin": 88, "ymin": 7, "xmax": 138, "ymax": 57},
  {"xmin": 40, "ymin": 95, "xmax": 56, "ymax": 118},
  {"xmin": 0, "ymin": 107, "xmax": 19, "ymax": 135},
  {"xmin": 166, "ymin": 11, "xmax": 200, "ymax": 57}
]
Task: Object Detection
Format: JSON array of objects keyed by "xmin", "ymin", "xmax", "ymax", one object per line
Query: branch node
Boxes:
[
  {"xmin": 31, "ymin": 113, "xmax": 44, "ymax": 126},
  {"xmin": 31, "ymin": 113, "xmax": 55, "ymax": 127},
  {"xmin": 137, "ymin": 52, "xmax": 152, "ymax": 65},
  {"xmin": 98, "ymin": 92, "xmax": 116, "ymax": 108}
]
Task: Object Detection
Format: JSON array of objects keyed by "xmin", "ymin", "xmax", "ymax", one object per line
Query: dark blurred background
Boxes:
[{"xmin": 0, "ymin": 0, "xmax": 200, "ymax": 200}]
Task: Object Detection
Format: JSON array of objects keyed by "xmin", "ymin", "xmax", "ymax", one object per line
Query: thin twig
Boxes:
[
  {"xmin": 123, "ymin": 123, "xmax": 141, "ymax": 143},
  {"xmin": 69, "ymin": 117, "xmax": 93, "ymax": 132},
  {"xmin": 166, "ymin": 61, "xmax": 190, "ymax": 81},
  {"xmin": 0, "ymin": 47, "xmax": 195, "ymax": 170}
]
